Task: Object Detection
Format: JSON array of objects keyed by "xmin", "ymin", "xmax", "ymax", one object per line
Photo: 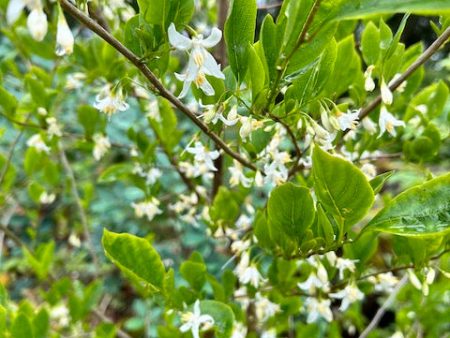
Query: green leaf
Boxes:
[
  {"xmin": 361, "ymin": 21, "xmax": 380, "ymax": 66},
  {"xmin": 267, "ymin": 183, "xmax": 315, "ymax": 241},
  {"xmin": 209, "ymin": 187, "xmax": 240, "ymax": 227},
  {"xmin": 364, "ymin": 173, "xmax": 450, "ymax": 237},
  {"xmin": 312, "ymin": 146, "xmax": 374, "ymax": 229},
  {"xmin": 102, "ymin": 229, "xmax": 165, "ymax": 293},
  {"xmin": 248, "ymin": 45, "xmax": 266, "ymax": 101},
  {"xmin": 224, "ymin": 0, "xmax": 257, "ymax": 81},
  {"xmin": 253, "ymin": 210, "xmax": 273, "ymax": 251},
  {"xmin": 370, "ymin": 171, "xmax": 394, "ymax": 194},
  {"xmin": 33, "ymin": 308, "xmax": 49, "ymax": 338},
  {"xmin": 200, "ymin": 300, "xmax": 235, "ymax": 338},
  {"xmin": 149, "ymin": 98, "xmax": 181, "ymax": 151},
  {"xmin": 167, "ymin": 0, "xmax": 194, "ymax": 27},
  {"xmin": 335, "ymin": 0, "xmax": 450, "ymax": 20},
  {"xmin": 12, "ymin": 314, "xmax": 33, "ymax": 338},
  {"xmin": 23, "ymin": 241, "xmax": 55, "ymax": 280},
  {"xmin": 98, "ymin": 163, "xmax": 133, "ymax": 183},
  {"xmin": 0, "ymin": 86, "xmax": 18, "ymax": 115},
  {"xmin": 138, "ymin": 0, "xmax": 169, "ymax": 26},
  {"xmin": 260, "ymin": 14, "xmax": 283, "ymax": 83},
  {"xmin": 77, "ymin": 105, "xmax": 106, "ymax": 139}
]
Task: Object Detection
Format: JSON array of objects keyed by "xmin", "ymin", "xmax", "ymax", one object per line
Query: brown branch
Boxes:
[
  {"xmin": 58, "ymin": 0, "xmax": 258, "ymax": 173},
  {"xmin": 358, "ymin": 26, "xmax": 450, "ymax": 121}
]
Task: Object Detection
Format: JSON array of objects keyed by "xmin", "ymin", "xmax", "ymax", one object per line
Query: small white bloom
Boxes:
[
  {"xmin": 234, "ymin": 252, "xmax": 265, "ymax": 288},
  {"xmin": 239, "ymin": 116, "xmax": 264, "ymax": 140},
  {"xmin": 68, "ymin": 233, "xmax": 81, "ymax": 247},
  {"xmin": 37, "ymin": 107, "xmax": 48, "ymax": 116},
  {"xmin": 131, "ymin": 198, "xmax": 163, "ymax": 222},
  {"xmin": 27, "ymin": 7, "xmax": 48, "ymax": 42},
  {"xmin": 298, "ymin": 273, "xmax": 329, "ymax": 294},
  {"xmin": 229, "ymin": 161, "xmax": 252, "ymax": 188},
  {"xmin": 255, "ymin": 293, "xmax": 280, "ymax": 322},
  {"xmin": 389, "ymin": 73, "xmax": 407, "ymax": 93},
  {"xmin": 231, "ymin": 322, "xmax": 247, "ymax": 338},
  {"xmin": 381, "ymin": 78, "xmax": 393, "ymax": 105},
  {"xmin": 202, "ymin": 104, "xmax": 239, "ymax": 126},
  {"xmin": 6, "ymin": 0, "xmax": 26, "ymax": 25},
  {"xmin": 179, "ymin": 300, "xmax": 214, "ymax": 338},
  {"xmin": 94, "ymin": 84, "xmax": 129, "ymax": 117},
  {"xmin": 330, "ymin": 283, "xmax": 364, "ymax": 311},
  {"xmin": 65, "ymin": 73, "xmax": 86, "ymax": 90},
  {"xmin": 336, "ymin": 110, "xmax": 360, "ymax": 131},
  {"xmin": 361, "ymin": 163, "xmax": 377, "ymax": 179},
  {"xmin": 378, "ymin": 106, "xmax": 405, "ymax": 137},
  {"xmin": 27, "ymin": 134, "xmax": 50, "ymax": 153},
  {"xmin": 335, "ymin": 258, "xmax": 358, "ymax": 280},
  {"xmin": 46, "ymin": 117, "xmax": 63, "ymax": 138},
  {"xmin": 145, "ymin": 168, "xmax": 162, "ymax": 185},
  {"xmin": 168, "ymin": 23, "xmax": 224, "ymax": 98},
  {"xmin": 186, "ymin": 141, "xmax": 220, "ymax": 173},
  {"xmin": 368, "ymin": 272, "xmax": 399, "ymax": 293},
  {"xmin": 146, "ymin": 100, "xmax": 161, "ymax": 121},
  {"xmin": 230, "ymin": 239, "xmax": 251, "ymax": 255},
  {"xmin": 92, "ymin": 133, "xmax": 111, "ymax": 160},
  {"xmin": 364, "ymin": 65, "xmax": 376, "ymax": 92},
  {"xmin": 261, "ymin": 329, "xmax": 277, "ymax": 338},
  {"xmin": 50, "ymin": 303, "xmax": 70, "ymax": 327},
  {"xmin": 362, "ymin": 117, "xmax": 377, "ymax": 135},
  {"xmin": 56, "ymin": 11, "xmax": 74, "ymax": 56},
  {"xmin": 39, "ymin": 191, "xmax": 55, "ymax": 204},
  {"xmin": 304, "ymin": 297, "xmax": 333, "ymax": 323}
]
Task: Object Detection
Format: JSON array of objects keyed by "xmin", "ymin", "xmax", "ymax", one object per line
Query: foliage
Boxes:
[{"xmin": 0, "ymin": 0, "xmax": 449, "ymax": 337}]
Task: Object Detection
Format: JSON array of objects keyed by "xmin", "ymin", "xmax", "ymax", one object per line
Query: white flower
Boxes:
[
  {"xmin": 261, "ymin": 330, "xmax": 277, "ymax": 338},
  {"xmin": 361, "ymin": 163, "xmax": 377, "ymax": 179},
  {"xmin": 201, "ymin": 104, "xmax": 239, "ymax": 126},
  {"xmin": 27, "ymin": 7, "xmax": 48, "ymax": 42},
  {"xmin": 56, "ymin": 11, "xmax": 74, "ymax": 56},
  {"xmin": 362, "ymin": 117, "xmax": 377, "ymax": 135},
  {"xmin": 230, "ymin": 239, "xmax": 251, "ymax": 255},
  {"xmin": 330, "ymin": 283, "xmax": 364, "ymax": 311},
  {"xmin": 335, "ymin": 258, "xmax": 358, "ymax": 280},
  {"xmin": 389, "ymin": 73, "xmax": 407, "ymax": 93},
  {"xmin": 234, "ymin": 252, "xmax": 265, "ymax": 288},
  {"xmin": 168, "ymin": 23, "xmax": 224, "ymax": 98},
  {"xmin": 50, "ymin": 303, "xmax": 70, "ymax": 327},
  {"xmin": 304, "ymin": 297, "xmax": 333, "ymax": 323},
  {"xmin": 37, "ymin": 107, "xmax": 48, "ymax": 116},
  {"xmin": 46, "ymin": 117, "xmax": 63, "ymax": 138},
  {"xmin": 179, "ymin": 300, "xmax": 214, "ymax": 338},
  {"xmin": 39, "ymin": 191, "xmax": 55, "ymax": 204},
  {"xmin": 255, "ymin": 293, "xmax": 280, "ymax": 322},
  {"xmin": 378, "ymin": 106, "xmax": 405, "ymax": 137},
  {"xmin": 65, "ymin": 73, "xmax": 86, "ymax": 90},
  {"xmin": 6, "ymin": 0, "xmax": 26, "ymax": 25},
  {"xmin": 186, "ymin": 141, "xmax": 220, "ymax": 172},
  {"xmin": 298, "ymin": 272, "xmax": 329, "ymax": 294},
  {"xmin": 368, "ymin": 272, "xmax": 399, "ymax": 293},
  {"xmin": 229, "ymin": 161, "xmax": 252, "ymax": 188},
  {"xmin": 92, "ymin": 133, "xmax": 110, "ymax": 160},
  {"xmin": 131, "ymin": 198, "xmax": 162, "ymax": 221},
  {"xmin": 231, "ymin": 322, "xmax": 247, "ymax": 338},
  {"xmin": 336, "ymin": 110, "xmax": 360, "ymax": 131},
  {"xmin": 239, "ymin": 116, "xmax": 263, "ymax": 140},
  {"xmin": 145, "ymin": 168, "xmax": 162, "ymax": 185},
  {"xmin": 364, "ymin": 65, "xmax": 376, "ymax": 92},
  {"xmin": 27, "ymin": 134, "xmax": 50, "ymax": 153},
  {"xmin": 381, "ymin": 78, "xmax": 393, "ymax": 105},
  {"xmin": 93, "ymin": 84, "xmax": 129, "ymax": 117},
  {"xmin": 263, "ymin": 161, "xmax": 288, "ymax": 186},
  {"xmin": 68, "ymin": 233, "xmax": 81, "ymax": 247}
]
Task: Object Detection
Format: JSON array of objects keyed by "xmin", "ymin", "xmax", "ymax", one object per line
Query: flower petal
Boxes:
[
  {"xmin": 27, "ymin": 8, "xmax": 48, "ymax": 41},
  {"xmin": 201, "ymin": 27, "xmax": 222, "ymax": 48},
  {"xmin": 7, "ymin": 0, "xmax": 26, "ymax": 25},
  {"xmin": 202, "ymin": 51, "xmax": 225, "ymax": 79},
  {"xmin": 168, "ymin": 23, "xmax": 192, "ymax": 50},
  {"xmin": 199, "ymin": 77, "xmax": 215, "ymax": 96}
]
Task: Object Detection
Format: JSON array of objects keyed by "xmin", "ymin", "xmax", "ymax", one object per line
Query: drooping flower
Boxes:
[
  {"xmin": 39, "ymin": 191, "xmax": 56, "ymax": 204},
  {"xmin": 92, "ymin": 133, "xmax": 111, "ymax": 160},
  {"xmin": 336, "ymin": 110, "xmax": 360, "ymax": 131},
  {"xmin": 335, "ymin": 258, "xmax": 358, "ymax": 280},
  {"xmin": 229, "ymin": 161, "xmax": 252, "ymax": 188},
  {"xmin": 361, "ymin": 163, "xmax": 377, "ymax": 179},
  {"xmin": 231, "ymin": 322, "xmax": 247, "ymax": 338},
  {"xmin": 304, "ymin": 297, "xmax": 333, "ymax": 323},
  {"xmin": 186, "ymin": 141, "xmax": 220, "ymax": 172},
  {"xmin": 362, "ymin": 117, "xmax": 377, "ymax": 135},
  {"xmin": 368, "ymin": 272, "xmax": 399, "ymax": 293},
  {"xmin": 93, "ymin": 84, "xmax": 129, "ymax": 117},
  {"xmin": 239, "ymin": 116, "xmax": 264, "ymax": 140},
  {"xmin": 234, "ymin": 251, "xmax": 265, "ymax": 288},
  {"xmin": 27, "ymin": 6, "xmax": 48, "ymax": 42},
  {"xmin": 378, "ymin": 106, "xmax": 405, "ymax": 137},
  {"xmin": 65, "ymin": 73, "xmax": 86, "ymax": 90},
  {"xmin": 131, "ymin": 198, "xmax": 162, "ymax": 222},
  {"xmin": 6, "ymin": 0, "xmax": 26, "ymax": 25},
  {"xmin": 27, "ymin": 134, "xmax": 50, "ymax": 153},
  {"xmin": 364, "ymin": 65, "xmax": 376, "ymax": 92},
  {"xmin": 55, "ymin": 9, "xmax": 74, "ymax": 56},
  {"xmin": 330, "ymin": 283, "xmax": 364, "ymax": 311},
  {"xmin": 179, "ymin": 300, "xmax": 214, "ymax": 338},
  {"xmin": 255, "ymin": 293, "xmax": 280, "ymax": 322},
  {"xmin": 381, "ymin": 78, "xmax": 393, "ymax": 105},
  {"xmin": 168, "ymin": 23, "xmax": 225, "ymax": 98},
  {"xmin": 46, "ymin": 117, "xmax": 63, "ymax": 138},
  {"xmin": 201, "ymin": 104, "xmax": 239, "ymax": 126}
]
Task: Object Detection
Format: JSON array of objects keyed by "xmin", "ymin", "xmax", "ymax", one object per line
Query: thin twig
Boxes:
[
  {"xmin": 269, "ymin": 113, "xmax": 303, "ymax": 162},
  {"xmin": 59, "ymin": 144, "xmax": 100, "ymax": 272},
  {"xmin": 358, "ymin": 275, "xmax": 408, "ymax": 338},
  {"xmin": 58, "ymin": 0, "xmax": 258, "ymax": 173},
  {"xmin": 358, "ymin": 26, "xmax": 450, "ymax": 121}
]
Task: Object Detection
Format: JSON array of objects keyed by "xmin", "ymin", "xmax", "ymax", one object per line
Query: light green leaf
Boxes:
[
  {"xmin": 361, "ymin": 21, "xmax": 380, "ymax": 66},
  {"xmin": 200, "ymin": 300, "xmax": 235, "ymax": 338},
  {"xmin": 364, "ymin": 173, "xmax": 450, "ymax": 237},
  {"xmin": 224, "ymin": 0, "xmax": 257, "ymax": 81},
  {"xmin": 209, "ymin": 187, "xmax": 240, "ymax": 227},
  {"xmin": 312, "ymin": 146, "xmax": 374, "ymax": 228},
  {"xmin": 267, "ymin": 183, "xmax": 315, "ymax": 241},
  {"xmin": 12, "ymin": 314, "xmax": 33, "ymax": 338},
  {"xmin": 248, "ymin": 45, "xmax": 266, "ymax": 101},
  {"xmin": 0, "ymin": 86, "xmax": 18, "ymax": 115},
  {"xmin": 138, "ymin": 0, "xmax": 169, "ymax": 26},
  {"xmin": 98, "ymin": 163, "xmax": 133, "ymax": 183},
  {"xmin": 370, "ymin": 171, "xmax": 394, "ymax": 194},
  {"xmin": 102, "ymin": 229, "xmax": 165, "ymax": 293},
  {"xmin": 335, "ymin": 0, "xmax": 450, "ymax": 20}
]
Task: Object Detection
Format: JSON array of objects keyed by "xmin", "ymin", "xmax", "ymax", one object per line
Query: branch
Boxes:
[
  {"xmin": 359, "ymin": 26, "xmax": 450, "ymax": 120},
  {"xmin": 58, "ymin": 0, "xmax": 258, "ymax": 173},
  {"xmin": 358, "ymin": 275, "xmax": 408, "ymax": 338},
  {"xmin": 59, "ymin": 144, "xmax": 100, "ymax": 272}
]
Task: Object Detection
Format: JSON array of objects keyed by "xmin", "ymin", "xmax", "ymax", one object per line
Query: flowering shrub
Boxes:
[{"xmin": 0, "ymin": 0, "xmax": 450, "ymax": 337}]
